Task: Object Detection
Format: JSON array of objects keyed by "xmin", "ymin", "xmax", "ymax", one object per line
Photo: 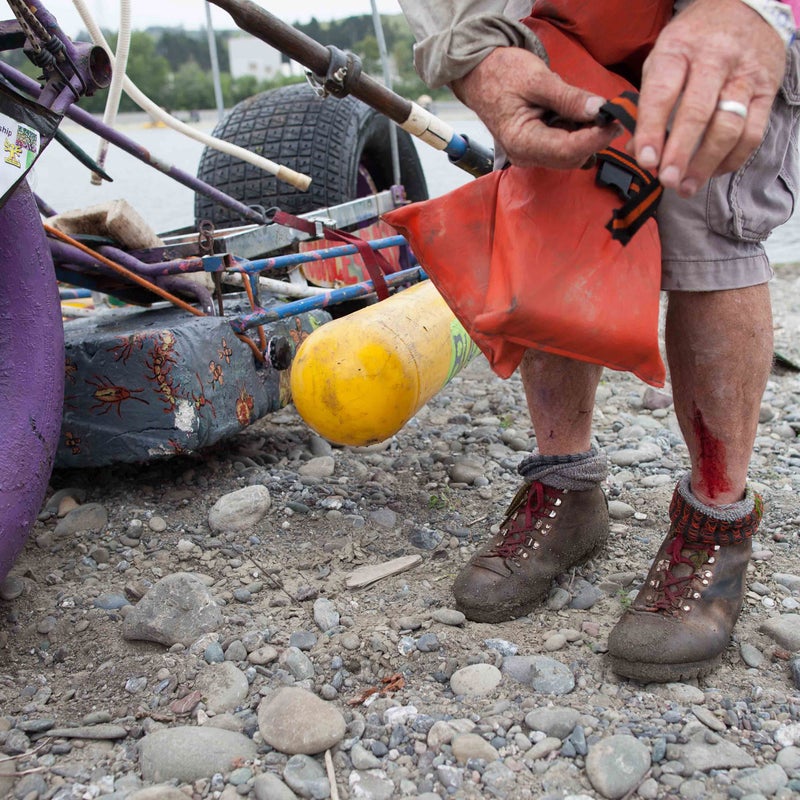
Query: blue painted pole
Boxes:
[
  {"xmin": 237, "ymin": 235, "xmax": 408, "ymax": 274},
  {"xmin": 231, "ymin": 266, "xmax": 426, "ymax": 331}
]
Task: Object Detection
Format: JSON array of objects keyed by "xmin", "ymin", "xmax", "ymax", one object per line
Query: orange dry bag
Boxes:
[{"xmin": 383, "ymin": 1, "xmax": 673, "ymax": 387}]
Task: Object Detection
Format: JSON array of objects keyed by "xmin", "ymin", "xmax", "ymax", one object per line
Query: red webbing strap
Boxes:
[
  {"xmin": 272, "ymin": 209, "xmax": 395, "ymax": 300},
  {"xmin": 596, "ymin": 92, "xmax": 663, "ymax": 245}
]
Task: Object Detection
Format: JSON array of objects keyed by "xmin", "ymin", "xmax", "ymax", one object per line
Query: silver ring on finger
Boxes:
[{"xmin": 716, "ymin": 99, "xmax": 748, "ymax": 119}]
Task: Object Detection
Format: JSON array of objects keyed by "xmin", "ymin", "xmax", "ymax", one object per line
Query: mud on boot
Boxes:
[
  {"xmin": 607, "ymin": 475, "xmax": 762, "ymax": 683},
  {"xmin": 453, "ymin": 481, "xmax": 609, "ymax": 623}
]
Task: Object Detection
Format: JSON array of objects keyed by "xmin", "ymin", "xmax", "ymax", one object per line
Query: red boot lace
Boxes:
[
  {"xmin": 491, "ymin": 482, "xmax": 557, "ymax": 559},
  {"xmin": 647, "ymin": 531, "xmax": 716, "ymax": 613}
]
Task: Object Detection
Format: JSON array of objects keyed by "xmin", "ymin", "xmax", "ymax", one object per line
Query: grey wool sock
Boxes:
[
  {"xmin": 677, "ymin": 472, "xmax": 755, "ymax": 521},
  {"xmin": 517, "ymin": 447, "xmax": 608, "ymax": 491}
]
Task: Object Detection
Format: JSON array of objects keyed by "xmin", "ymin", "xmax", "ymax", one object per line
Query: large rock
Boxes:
[
  {"xmin": 258, "ymin": 687, "xmax": 346, "ymax": 755},
  {"xmin": 139, "ymin": 726, "xmax": 257, "ymax": 783},
  {"xmin": 123, "ymin": 573, "xmax": 221, "ymax": 647}
]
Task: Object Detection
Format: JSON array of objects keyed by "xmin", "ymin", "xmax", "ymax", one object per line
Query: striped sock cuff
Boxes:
[{"xmin": 670, "ymin": 473, "xmax": 762, "ymax": 546}]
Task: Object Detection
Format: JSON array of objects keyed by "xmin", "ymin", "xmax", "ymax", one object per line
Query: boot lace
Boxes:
[
  {"xmin": 491, "ymin": 481, "xmax": 560, "ymax": 559},
  {"xmin": 644, "ymin": 530, "xmax": 717, "ymax": 614}
]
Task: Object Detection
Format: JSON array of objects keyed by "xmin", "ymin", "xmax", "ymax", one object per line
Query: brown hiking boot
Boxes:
[
  {"xmin": 453, "ymin": 481, "xmax": 609, "ymax": 623},
  {"xmin": 607, "ymin": 483, "xmax": 762, "ymax": 683}
]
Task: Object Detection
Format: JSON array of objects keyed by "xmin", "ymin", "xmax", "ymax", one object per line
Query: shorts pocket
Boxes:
[{"xmin": 706, "ymin": 44, "xmax": 800, "ymax": 242}]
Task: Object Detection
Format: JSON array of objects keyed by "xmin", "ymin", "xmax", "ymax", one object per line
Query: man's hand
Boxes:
[
  {"xmin": 452, "ymin": 47, "xmax": 621, "ymax": 170},
  {"xmin": 633, "ymin": 0, "xmax": 787, "ymax": 197}
]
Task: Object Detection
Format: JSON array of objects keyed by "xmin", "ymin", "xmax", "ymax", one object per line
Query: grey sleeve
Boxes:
[{"xmin": 398, "ymin": 0, "xmax": 547, "ymax": 88}]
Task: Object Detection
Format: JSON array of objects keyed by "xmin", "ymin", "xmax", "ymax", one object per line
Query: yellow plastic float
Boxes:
[{"xmin": 290, "ymin": 280, "xmax": 480, "ymax": 446}]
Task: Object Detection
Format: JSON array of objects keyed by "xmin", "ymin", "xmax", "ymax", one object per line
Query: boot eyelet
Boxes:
[
  {"xmin": 714, "ymin": 545, "xmax": 720, "ymax": 550},
  {"xmin": 533, "ymin": 541, "xmax": 540, "ymax": 549},
  {"xmin": 707, "ymin": 557, "xmax": 715, "ymax": 564},
  {"xmin": 554, "ymin": 498, "xmax": 562, "ymax": 507},
  {"xmin": 704, "ymin": 571, "xmax": 712, "ymax": 578},
  {"xmin": 683, "ymin": 605, "xmax": 691, "ymax": 612},
  {"xmin": 693, "ymin": 592, "xmax": 700, "ymax": 599},
  {"xmin": 702, "ymin": 579, "xmax": 709, "ymax": 585},
  {"xmin": 549, "ymin": 510, "xmax": 557, "ymax": 518},
  {"xmin": 522, "ymin": 552, "xmax": 529, "ymax": 559}
]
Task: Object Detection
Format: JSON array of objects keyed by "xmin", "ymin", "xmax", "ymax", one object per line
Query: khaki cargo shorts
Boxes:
[{"xmin": 657, "ymin": 42, "xmax": 800, "ymax": 291}]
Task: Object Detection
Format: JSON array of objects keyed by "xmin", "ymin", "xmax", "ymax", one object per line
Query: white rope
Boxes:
[{"xmin": 71, "ymin": 0, "xmax": 312, "ymax": 190}]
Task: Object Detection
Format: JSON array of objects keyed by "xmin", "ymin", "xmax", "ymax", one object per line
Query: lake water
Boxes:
[{"xmin": 31, "ymin": 110, "xmax": 800, "ymax": 266}]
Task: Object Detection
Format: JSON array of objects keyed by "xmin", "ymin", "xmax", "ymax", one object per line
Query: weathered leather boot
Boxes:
[
  {"xmin": 453, "ymin": 481, "xmax": 609, "ymax": 623},
  {"xmin": 607, "ymin": 478, "xmax": 762, "ymax": 683}
]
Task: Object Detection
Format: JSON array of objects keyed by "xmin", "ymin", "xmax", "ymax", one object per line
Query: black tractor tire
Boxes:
[{"xmin": 195, "ymin": 82, "xmax": 429, "ymax": 227}]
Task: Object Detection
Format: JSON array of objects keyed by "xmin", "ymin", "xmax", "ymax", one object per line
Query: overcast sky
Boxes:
[{"xmin": 42, "ymin": 1, "xmax": 404, "ymax": 36}]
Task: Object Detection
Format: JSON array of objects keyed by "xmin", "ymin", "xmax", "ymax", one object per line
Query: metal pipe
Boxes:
[
  {"xmin": 157, "ymin": 274, "xmax": 216, "ymax": 316},
  {"xmin": 205, "ymin": 1, "xmax": 226, "ymax": 123},
  {"xmin": 0, "ymin": 63, "xmax": 268, "ymax": 226},
  {"xmin": 370, "ymin": 0, "xmax": 400, "ymax": 186},
  {"xmin": 231, "ymin": 266, "xmax": 425, "ymax": 331},
  {"xmin": 97, "ymin": 244, "xmax": 205, "ymax": 278},
  {"xmin": 241, "ymin": 235, "xmax": 407, "ymax": 274},
  {"xmin": 206, "ymin": 0, "xmax": 493, "ymax": 177}
]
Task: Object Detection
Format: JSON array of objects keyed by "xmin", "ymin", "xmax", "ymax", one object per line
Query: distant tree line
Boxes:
[{"xmin": 4, "ymin": 15, "xmax": 442, "ymax": 115}]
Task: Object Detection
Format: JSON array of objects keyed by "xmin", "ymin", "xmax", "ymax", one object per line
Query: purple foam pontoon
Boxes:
[{"xmin": 0, "ymin": 182, "xmax": 64, "ymax": 581}]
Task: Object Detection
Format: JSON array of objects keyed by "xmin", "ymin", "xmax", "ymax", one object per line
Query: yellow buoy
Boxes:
[{"xmin": 290, "ymin": 280, "xmax": 481, "ymax": 446}]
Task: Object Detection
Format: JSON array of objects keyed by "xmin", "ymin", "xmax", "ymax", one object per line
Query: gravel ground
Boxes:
[{"xmin": 1, "ymin": 263, "xmax": 799, "ymax": 800}]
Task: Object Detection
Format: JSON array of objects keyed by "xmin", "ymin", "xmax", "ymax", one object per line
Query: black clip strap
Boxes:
[{"xmin": 594, "ymin": 92, "xmax": 663, "ymax": 246}]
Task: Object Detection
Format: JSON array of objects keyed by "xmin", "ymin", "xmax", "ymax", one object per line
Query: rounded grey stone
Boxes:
[
  {"xmin": 525, "ymin": 707, "xmax": 580, "ymax": 739},
  {"xmin": 127, "ymin": 787, "xmax": 191, "ymax": 800},
  {"xmin": 123, "ymin": 572, "xmax": 221, "ymax": 647},
  {"xmin": 208, "ymin": 485, "xmax": 271, "ymax": 533},
  {"xmin": 431, "ymin": 608, "xmax": 466, "ymax": 626},
  {"xmin": 289, "ymin": 631, "xmax": 318, "ymax": 651},
  {"xmin": 283, "ymin": 754, "xmax": 330, "ymax": 799},
  {"xmin": 350, "ymin": 742, "xmax": 381, "ymax": 770},
  {"xmin": 585, "ymin": 735, "xmax": 651, "ymax": 799},
  {"xmin": 451, "ymin": 733, "xmax": 499, "ymax": 763},
  {"xmin": 195, "ymin": 662, "xmax": 249, "ymax": 714},
  {"xmin": 253, "ymin": 772, "xmax": 299, "ymax": 800},
  {"xmin": 0, "ymin": 575, "xmax": 25, "ymax": 601},
  {"xmin": 740, "ymin": 642, "xmax": 764, "ymax": 668},
  {"xmin": 502, "ymin": 655, "xmax": 575, "ymax": 695},
  {"xmin": 139, "ymin": 726, "xmax": 257, "ymax": 783},
  {"xmin": 369, "ymin": 508, "xmax": 397, "ymax": 529},
  {"xmin": 280, "ymin": 646, "xmax": 315, "ymax": 681},
  {"xmin": 298, "ymin": 456, "xmax": 335, "ymax": 478},
  {"xmin": 313, "ymin": 598, "xmax": 340, "ymax": 632},
  {"xmin": 608, "ymin": 500, "xmax": 635, "ymax": 520},
  {"xmin": 417, "ymin": 633, "xmax": 441, "ymax": 652},
  {"xmin": 759, "ymin": 615, "xmax": 800, "ymax": 652},
  {"xmin": 450, "ymin": 664, "xmax": 502, "ymax": 696},
  {"xmin": 258, "ymin": 687, "xmax": 346, "ymax": 755},
  {"xmin": 348, "ymin": 770, "xmax": 394, "ymax": 800},
  {"xmin": 54, "ymin": 503, "xmax": 108, "ymax": 536},
  {"xmin": 736, "ymin": 764, "xmax": 789, "ymax": 796}
]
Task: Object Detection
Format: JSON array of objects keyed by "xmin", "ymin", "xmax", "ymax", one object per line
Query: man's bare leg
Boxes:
[
  {"xmin": 666, "ymin": 285, "xmax": 773, "ymax": 505},
  {"xmin": 519, "ymin": 350, "xmax": 603, "ymax": 454},
  {"xmin": 608, "ymin": 284, "xmax": 772, "ymax": 682}
]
